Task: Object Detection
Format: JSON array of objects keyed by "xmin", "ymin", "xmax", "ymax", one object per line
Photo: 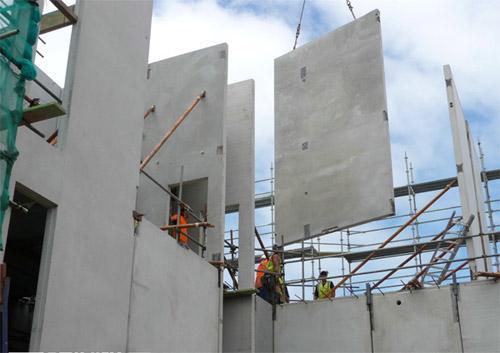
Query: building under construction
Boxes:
[{"xmin": 0, "ymin": 1, "xmax": 498, "ymax": 352}]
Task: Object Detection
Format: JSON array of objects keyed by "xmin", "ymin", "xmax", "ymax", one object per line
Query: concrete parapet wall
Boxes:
[
  {"xmin": 128, "ymin": 219, "xmax": 220, "ymax": 352},
  {"xmin": 275, "ymin": 280, "xmax": 499, "ymax": 353},
  {"xmin": 223, "ymin": 294, "xmax": 272, "ymax": 353}
]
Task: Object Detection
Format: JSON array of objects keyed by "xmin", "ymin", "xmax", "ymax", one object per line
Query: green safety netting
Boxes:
[{"xmin": 0, "ymin": 0, "xmax": 41, "ymax": 250}]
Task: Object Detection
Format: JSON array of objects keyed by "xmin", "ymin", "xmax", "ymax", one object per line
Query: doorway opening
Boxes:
[{"xmin": 3, "ymin": 187, "xmax": 53, "ymax": 351}]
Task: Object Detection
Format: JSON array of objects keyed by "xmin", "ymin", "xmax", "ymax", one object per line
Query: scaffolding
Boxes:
[{"xmin": 224, "ymin": 149, "xmax": 500, "ymax": 301}]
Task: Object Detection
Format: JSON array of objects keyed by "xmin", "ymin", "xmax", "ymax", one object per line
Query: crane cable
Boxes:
[
  {"xmin": 346, "ymin": 0, "xmax": 356, "ymax": 20},
  {"xmin": 293, "ymin": 0, "xmax": 306, "ymax": 50}
]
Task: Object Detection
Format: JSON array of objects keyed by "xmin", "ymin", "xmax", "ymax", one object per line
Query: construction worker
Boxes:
[
  {"xmin": 169, "ymin": 206, "xmax": 189, "ymax": 248},
  {"xmin": 256, "ymin": 255, "xmax": 270, "ymax": 301},
  {"xmin": 265, "ymin": 244, "xmax": 289, "ymax": 304},
  {"xmin": 314, "ymin": 270, "xmax": 335, "ymax": 300}
]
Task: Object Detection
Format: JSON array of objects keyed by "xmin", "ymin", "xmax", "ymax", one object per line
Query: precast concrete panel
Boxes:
[
  {"xmin": 274, "ymin": 10, "xmax": 393, "ymax": 244},
  {"xmin": 32, "ymin": 1, "xmax": 154, "ymax": 350},
  {"xmin": 372, "ymin": 287, "xmax": 462, "ymax": 352},
  {"xmin": 275, "ymin": 298, "xmax": 371, "ymax": 352},
  {"xmin": 458, "ymin": 280, "xmax": 500, "ymax": 352},
  {"xmin": 225, "ymin": 80, "xmax": 255, "ymax": 288},
  {"xmin": 138, "ymin": 43, "xmax": 228, "ymax": 261},
  {"xmin": 444, "ymin": 65, "xmax": 491, "ymax": 273},
  {"xmin": 223, "ymin": 295, "xmax": 255, "ymax": 353},
  {"xmin": 128, "ymin": 219, "xmax": 219, "ymax": 352},
  {"xmin": 255, "ymin": 296, "xmax": 272, "ymax": 353}
]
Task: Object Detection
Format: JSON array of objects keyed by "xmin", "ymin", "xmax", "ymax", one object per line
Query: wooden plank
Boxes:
[{"xmin": 21, "ymin": 102, "xmax": 65, "ymax": 126}]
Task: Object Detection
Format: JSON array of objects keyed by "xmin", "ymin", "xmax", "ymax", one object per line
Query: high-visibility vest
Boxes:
[
  {"xmin": 267, "ymin": 254, "xmax": 284, "ymax": 284},
  {"xmin": 317, "ymin": 281, "xmax": 333, "ymax": 299},
  {"xmin": 170, "ymin": 214, "xmax": 188, "ymax": 245},
  {"xmin": 255, "ymin": 259, "xmax": 269, "ymax": 288}
]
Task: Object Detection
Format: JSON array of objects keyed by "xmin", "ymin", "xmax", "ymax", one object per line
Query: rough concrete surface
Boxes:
[
  {"xmin": 458, "ymin": 280, "xmax": 500, "ymax": 352},
  {"xmin": 274, "ymin": 10, "xmax": 393, "ymax": 244},
  {"xmin": 275, "ymin": 297, "xmax": 372, "ymax": 352},
  {"xmin": 6, "ymin": 1, "xmax": 154, "ymax": 350},
  {"xmin": 128, "ymin": 219, "xmax": 220, "ymax": 352},
  {"xmin": 223, "ymin": 294, "xmax": 272, "ymax": 353},
  {"xmin": 223, "ymin": 295, "xmax": 255, "ymax": 353},
  {"xmin": 255, "ymin": 296, "xmax": 273, "ymax": 353},
  {"xmin": 138, "ymin": 43, "xmax": 228, "ymax": 261},
  {"xmin": 372, "ymin": 286, "xmax": 461, "ymax": 352},
  {"xmin": 225, "ymin": 80, "xmax": 255, "ymax": 288}
]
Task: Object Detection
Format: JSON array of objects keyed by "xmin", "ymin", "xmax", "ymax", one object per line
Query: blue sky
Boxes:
[
  {"xmin": 149, "ymin": 0, "xmax": 500, "ymax": 298},
  {"xmin": 36, "ymin": 0, "xmax": 499, "ymax": 298}
]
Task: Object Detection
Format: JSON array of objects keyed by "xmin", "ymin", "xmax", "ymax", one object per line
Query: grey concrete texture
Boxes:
[
  {"xmin": 275, "ymin": 296, "xmax": 372, "ymax": 352},
  {"xmin": 225, "ymin": 80, "xmax": 255, "ymax": 288},
  {"xmin": 222, "ymin": 294, "xmax": 272, "ymax": 353},
  {"xmin": 274, "ymin": 10, "xmax": 394, "ymax": 244},
  {"xmin": 2, "ymin": 1, "xmax": 154, "ymax": 350},
  {"xmin": 137, "ymin": 43, "xmax": 228, "ymax": 260},
  {"xmin": 255, "ymin": 296, "xmax": 273, "ymax": 353},
  {"xmin": 458, "ymin": 279, "xmax": 500, "ymax": 352},
  {"xmin": 128, "ymin": 219, "xmax": 220, "ymax": 352},
  {"xmin": 275, "ymin": 280, "xmax": 499, "ymax": 353},
  {"xmin": 444, "ymin": 65, "xmax": 491, "ymax": 272},
  {"xmin": 372, "ymin": 286, "xmax": 461, "ymax": 352},
  {"xmin": 223, "ymin": 295, "xmax": 255, "ymax": 353}
]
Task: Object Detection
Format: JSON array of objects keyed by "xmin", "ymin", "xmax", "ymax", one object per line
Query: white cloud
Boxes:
[
  {"xmin": 150, "ymin": 0, "xmax": 298, "ymax": 178},
  {"xmin": 313, "ymin": 0, "xmax": 500, "ymax": 184}
]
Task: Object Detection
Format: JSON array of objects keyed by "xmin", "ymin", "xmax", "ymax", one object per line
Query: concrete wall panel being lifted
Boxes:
[{"xmin": 274, "ymin": 10, "xmax": 393, "ymax": 244}]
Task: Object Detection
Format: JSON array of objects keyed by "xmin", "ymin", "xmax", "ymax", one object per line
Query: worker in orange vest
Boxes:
[
  {"xmin": 169, "ymin": 207, "xmax": 189, "ymax": 248},
  {"xmin": 256, "ymin": 256, "xmax": 270, "ymax": 301}
]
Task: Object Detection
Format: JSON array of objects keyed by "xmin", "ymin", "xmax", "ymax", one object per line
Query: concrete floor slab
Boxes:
[{"xmin": 274, "ymin": 10, "xmax": 393, "ymax": 244}]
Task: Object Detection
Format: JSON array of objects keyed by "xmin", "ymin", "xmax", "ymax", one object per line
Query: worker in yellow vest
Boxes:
[
  {"xmin": 314, "ymin": 270, "xmax": 335, "ymax": 300},
  {"xmin": 266, "ymin": 245, "xmax": 289, "ymax": 304}
]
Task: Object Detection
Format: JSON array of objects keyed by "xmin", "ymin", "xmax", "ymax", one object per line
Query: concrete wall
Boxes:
[
  {"xmin": 128, "ymin": 219, "xmax": 220, "ymax": 352},
  {"xmin": 444, "ymin": 65, "xmax": 491, "ymax": 273},
  {"xmin": 275, "ymin": 280, "xmax": 499, "ymax": 353},
  {"xmin": 223, "ymin": 294, "xmax": 272, "ymax": 353},
  {"xmin": 275, "ymin": 296, "xmax": 371, "ymax": 352},
  {"xmin": 458, "ymin": 280, "xmax": 500, "ymax": 352},
  {"xmin": 223, "ymin": 295, "xmax": 255, "ymax": 353},
  {"xmin": 255, "ymin": 296, "xmax": 273, "ymax": 353},
  {"xmin": 2, "ymin": 1, "xmax": 154, "ymax": 350},
  {"xmin": 138, "ymin": 43, "xmax": 228, "ymax": 261},
  {"xmin": 372, "ymin": 286, "xmax": 461, "ymax": 352},
  {"xmin": 274, "ymin": 10, "xmax": 393, "ymax": 244},
  {"xmin": 225, "ymin": 80, "xmax": 255, "ymax": 288}
]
